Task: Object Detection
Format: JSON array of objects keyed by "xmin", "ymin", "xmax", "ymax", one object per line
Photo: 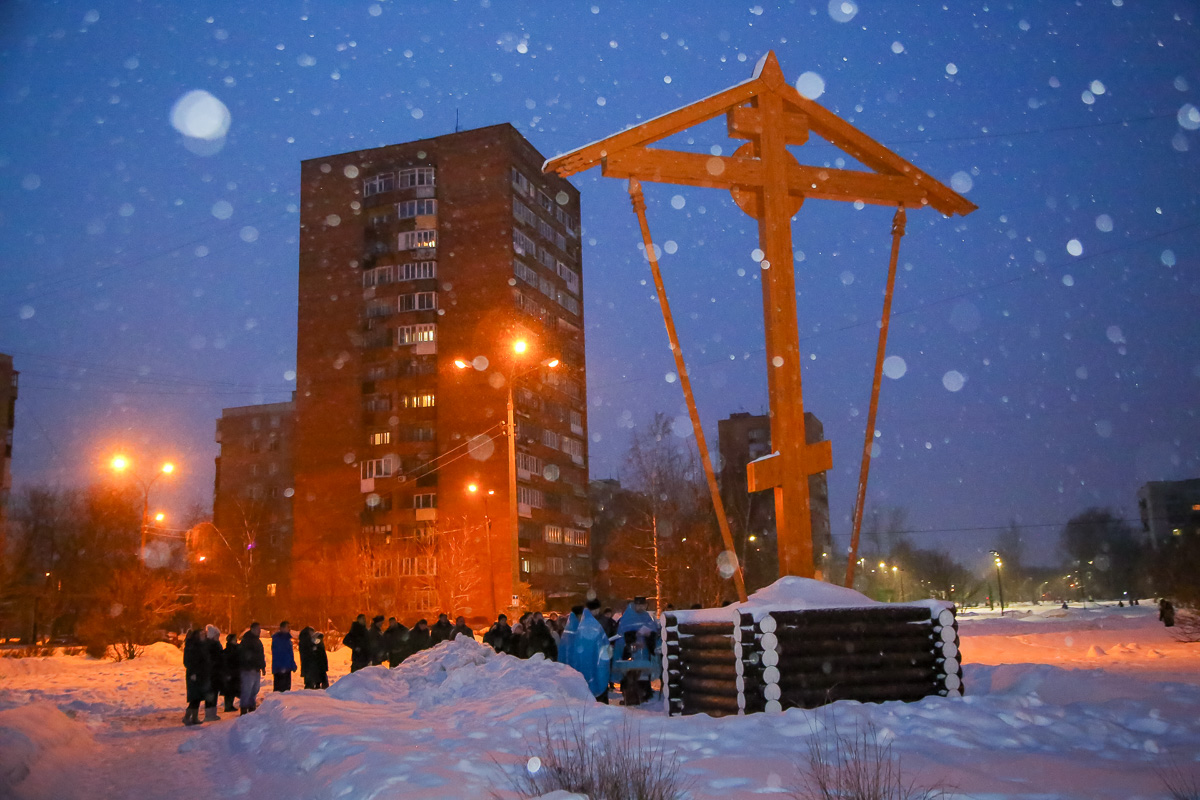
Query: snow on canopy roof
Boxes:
[{"xmin": 667, "ymin": 576, "xmax": 952, "ymax": 624}]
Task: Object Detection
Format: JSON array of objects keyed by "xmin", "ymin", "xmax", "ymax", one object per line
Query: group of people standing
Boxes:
[{"xmin": 181, "ymin": 596, "xmax": 663, "ymax": 725}]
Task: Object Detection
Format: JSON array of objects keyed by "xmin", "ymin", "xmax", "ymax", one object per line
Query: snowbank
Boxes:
[
  {"xmin": 137, "ymin": 641, "xmax": 183, "ymax": 666},
  {"xmin": 0, "ymin": 703, "xmax": 94, "ymax": 792},
  {"xmin": 670, "ymin": 575, "xmax": 951, "ymax": 624}
]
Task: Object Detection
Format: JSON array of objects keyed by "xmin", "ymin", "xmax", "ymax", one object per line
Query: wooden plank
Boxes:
[
  {"xmin": 727, "ymin": 105, "xmax": 809, "ymax": 145},
  {"xmin": 679, "ymin": 634, "xmax": 734, "ymax": 650},
  {"xmin": 677, "ymin": 622, "xmax": 737, "ymax": 636},
  {"xmin": 777, "ymin": 667, "xmax": 942, "ymax": 690},
  {"xmin": 772, "ymin": 621, "xmax": 932, "ymax": 640},
  {"xmin": 769, "ymin": 606, "xmax": 933, "ymax": 625},
  {"xmin": 776, "ymin": 637, "xmax": 937, "ymax": 657}
]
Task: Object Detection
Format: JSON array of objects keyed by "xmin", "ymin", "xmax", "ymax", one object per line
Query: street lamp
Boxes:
[
  {"xmin": 467, "ymin": 483, "xmax": 499, "ymax": 619},
  {"xmin": 455, "ymin": 338, "xmax": 558, "ymax": 616},
  {"xmin": 110, "ymin": 455, "xmax": 177, "ymax": 564},
  {"xmin": 990, "ymin": 550, "xmax": 1005, "ymax": 615}
]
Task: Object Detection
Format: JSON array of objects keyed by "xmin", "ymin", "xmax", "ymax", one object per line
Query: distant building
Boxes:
[
  {"xmin": 207, "ymin": 400, "xmax": 295, "ymax": 616},
  {"xmin": 717, "ymin": 411, "xmax": 831, "ymax": 589},
  {"xmin": 1137, "ymin": 479, "xmax": 1200, "ymax": 546},
  {"xmin": 0, "ymin": 353, "xmax": 16, "ymax": 536},
  {"xmin": 291, "ymin": 124, "xmax": 589, "ymax": 621}
]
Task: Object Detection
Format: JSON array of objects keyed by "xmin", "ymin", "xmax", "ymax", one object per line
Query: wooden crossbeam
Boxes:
[{"xmin": 745, "ymin": 441, "xmax": 833, "ymax": 494}]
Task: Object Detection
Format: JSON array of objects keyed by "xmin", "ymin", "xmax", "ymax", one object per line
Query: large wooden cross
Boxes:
[{"xmin": 545, "ymin": 52, "xmax": 974, "ymax": 579}]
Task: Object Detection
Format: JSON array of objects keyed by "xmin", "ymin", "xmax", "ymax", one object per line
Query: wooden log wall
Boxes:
[{"xmin": 660, "ymin": 604, "xmax": 961, "ymax": 716}]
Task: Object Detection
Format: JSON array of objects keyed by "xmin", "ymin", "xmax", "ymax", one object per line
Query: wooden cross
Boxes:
[{"xmin": 545, "ymin": 52, "xmax": 974, "ymax": 579}]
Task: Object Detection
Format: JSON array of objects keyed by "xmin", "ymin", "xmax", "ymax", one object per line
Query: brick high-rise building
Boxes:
[
  {"xmin": 0, "ymin": 353, "xmax": 16, "ymax": 537},
  {"xmin": 718, "ymin": 411, "xmax": 831, "ymax": 589},
  {"xmin": 293, "ymin": 125, "xmax": 590, "ymax": 623}
]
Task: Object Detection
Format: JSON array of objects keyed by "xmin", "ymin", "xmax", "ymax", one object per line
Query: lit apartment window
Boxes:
[
  {"xmin": 396, "ymin": 323, "xmax": 436, "ymax": 345},
  {"xmin": 544, "ymin": 525, "xmax": 563, "ymax": 544},
  {"xmin": 399, "ymin": 229, "xmax": 437, "ymax": 251},
  {"xmin": 361, "ymin": 456, "xmax": 395, "ymax": 479},
  {"xmin": 565, "ymin": 528, "xmax": 589, "ymax": 547},
  {"xmin": 399, "ymin": 261, "xmax": 437, "ymax": 280},
  {"xmin": 513, "ymin": 229, "xmax": 536, "ymax": 256},
  {"xmin": 266, "ymin": 583, "xmax": 277, "ymax": 597},
  {"xmin": 414, "ymin": 492, "xmax": 437, "ymax": 510},
  {"xmin": 397, "ymin": 198, "xmax": 437, "ymax": 218},
  {"xmin": 397, "ymin": 167, "xmax": 435, "ymax": 188},
  {"xmin": 370, "ymin": 431, "xmax": 391, "ymax": 446},
  {"xmin": 401, "ymin": 393, "xmax": 435, "ymax": 409}
]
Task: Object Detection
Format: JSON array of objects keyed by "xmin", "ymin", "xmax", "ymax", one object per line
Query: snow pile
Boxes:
[
  {"xmin": 0, "ymin": 703, "xmax": 94, "ymax": 792},
  {"xmin": 0, "ymin": 648, "xmax": 184, "ymax": 718},
  {"xmin": 674, "ymin": 575, "xmax": 951, "ymax": 623},
  {"xmin": 136, "ymin": 642, "xmax": 183, "ymax": 666},
  {"xmin": 327, "ymin": 635, "xmax": 594, "ymax": 708}
]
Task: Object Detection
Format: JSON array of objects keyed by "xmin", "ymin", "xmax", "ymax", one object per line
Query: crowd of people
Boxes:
[{"xmin": 180, "ymin": 597, "xmax": 662, "ymax": 725}]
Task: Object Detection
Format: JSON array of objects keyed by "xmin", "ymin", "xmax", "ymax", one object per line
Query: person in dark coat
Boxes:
[
  {"xmin": 429, "ymin": 613, "xmax": 454, "ymax": 645},
  {"xmin": 367, "ymin": 615, "xmax": 387, "ymax": 666},
  {"xmin": 298, "ymin": 627, "xmax": 315, "ymax": 688},
  {"xmin": 408, "ymin": 619, "xmax": 432, "ymax": 654},
  {"xmin": 182, "ymin": 628, "xmax": 212, "ymax": 726},
  {"xmin": 525, "ymin": 612, "xmax": 558, "ymax": 661},
  {"xmin": 238, "ymin": 622, "xmax": 266, "ymax": 714},
  {"xmin": 298, "ymin": 627, "xmax": 330, "ymax": 689},
  {"xmin": 450, "ymin": 616, "xmax": 474, "ymax": 641},
  {"xmin": 482, "ymin": 614, "xmax": 511, "ymax": 653},
  {"xmin": 383, "ymin": 617, "xmax": 409, "ymax": 668},
  {"xmin": 1160, "ymin": 599, "xmax": 1176, "ymax": 628},
  {"xmin": 599, "ymin": 608, "xmax": 618, "ymax": 638},
  {"xmin": 271, "ymin": 621, "xmax": 297, "ymax": 692},
  {"xmin": 343, "ymin": 614, "xmax": 370, "ymax": 672},
  {"xmin": 202, "ymin": 625, "xmax": 225, "ymax": 721},
  {"xmin": 222, "ymin": 633, "xmax": 241, "ymax": 712},
  {"xmin": 509, "ymin": 613, "xmax": 532, "ymax": 658}
]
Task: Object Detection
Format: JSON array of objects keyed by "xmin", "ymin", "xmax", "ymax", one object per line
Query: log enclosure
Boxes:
[{"xmin": 661, "ymin": 603, "xmax": 961, "ymax": 717}]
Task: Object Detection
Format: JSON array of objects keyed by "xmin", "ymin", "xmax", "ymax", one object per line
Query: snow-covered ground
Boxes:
[{"xmin": 1, "ymin": 602, "xmax": 1197, "ymax": 799}]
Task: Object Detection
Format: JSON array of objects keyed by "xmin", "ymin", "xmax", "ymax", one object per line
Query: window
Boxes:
[
  {"xmin": 396, "ymin": 323, "xmax": 436, "ymax": 345},
  {"xmin": 547, "ymin": 556, "xmax": 564, "ymax": 576},
  {"xmin": 372, "ymin": 556, "xmax": 394, "ymax": 579},
  {"xmin": 370, "ymin": 431, "xmax": 391, "ymax": 446},
  {"xmin": 362, "ymin": 524, "xmax": 393, "ymax": 537},
  {"xmin": 565, "ymin": 528, "xmax": 589, "ymax": 547},
  {"xmin": 557, "ymin": 261, "xmax": 580, "ymax": 295},
  {"xmin": 399, "ymin": 229, "xmax": 437, "ymax": 250},
  {"xmin": 541, "ymin": 429, "xmax": 559, "ymax": 449},
  {"xmin": 538, "ymin": 246, "xmax": 557, "ymax": 270},
  {"xmin": 366, "ymin": 298, "xmax": 393, "ymax": 318},
  {"xmin": 266, "ymin": 583, "xmax": 277, "ymax": 597},
  {"xmin": 511, "ymin": 168, "xmax": 535, "ymax": 197},
  {"xmin": 513, "ymin": 290, "xmax": 547, "ymax": 321},
  {"xmin": 556, "ymin": 206, "xmax": 578, "ymax": 236},
  {"xmin": 561, "ymin": 436, "xmax": 584, "ymax": 461},
  {"xmin": 268, "ymin": 462, "xmax": 279, "ymax": 476},
  {"xmin": 538, "ymin": 191, "xmax": 554, "ymax": 213},
  {"xmin": 539, "ymin": 275, "xmax": 556, "ymax": 299},
  {"xmin": 517, "ymin": 486, "xmax": 544, "ymax": 509},
  {"xmin": 397, "ymin": 292, "xmax": 437, "ymax": 312},
  {"xmin": 414, "ymin": 492, "xmax": 437, "ymax": 509},
  {"xmin": 555, "ymin": 289, "xmax": 580, "ymax": 316},
  {"xmin": 399, "ymin": 556, "xmax": 437, "ymax": 576},
  {"xmin": 399, "ymin": 261, "xmax": 436, "ymax": 280},
  {"xmin": 363, "ymin": 395, "xmax": 392, "ymax": 412},
  {"xmin": 513, "ymin": 260, "xmax": 538, "ymax": 286},
  {"xmin": 538, "ymin": 218, "xmax": 555, "ymax": 242},
  {"xmin": 363, "ymin": 172, "xmax": 395, "ymax": 197},
  {"xmin": 401, "ymin": 425, "xmax": 435, "ymax": 442},
  {"xmin": 513, "ymin": 229, "xmax": 536, "ymax": 256},
  {"xmin": 397, "ymin": 198, "xmax": 437, "ymax": 218},
  {"xmin": 513, "ymin": 200, "xmax": 538, "ymax": 228},
  {"xmin": 544, "ymin": 525, "xmax": 563, "ymax": 544},
  {"xmin": 361, "ymin": 456, "xmax": 395, "ymax": 479},
  {"xmin": 516, "ymin": 452, "xmax": 543, "ymax": 475},
  {"xmin": 555, "ymin": 232, "xmax": 567, "ymax": 251},
  {"xmin": 363, "ymin": 264, "xmax": 394, "ymax": 287},
  {"xmin": 270, "ymin": 415, "xmax": 281, "ymax": 428},
  {"xmin": 397, "ymin": 167, "xmax": 435, "ymax": 188},
  {"xmin": 401, "ymin": 393, "xmax": 436, "ymax": 408},
  {"xmin": 366, "ymin": 494, "xmax": 393, "ymax": 512},
  {"xmin": 267, "ymin": 435, "xmax": 281, "ymax": 451},
  {"xmin": 246, "ymin": 484, "xmax": 263, "ymax": 499}
]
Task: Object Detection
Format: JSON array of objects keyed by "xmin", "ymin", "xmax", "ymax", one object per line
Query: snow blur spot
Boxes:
[
  {"xmin": 750, "ymin": 5, "xmax": 763, "ymax": 15},
  {"xmin": 556, "ymin": 191, "xmax": 569, "ymax": 205},
  {"xmin": 840, "ymin": 271, "xmax": 854, "ymax": 285},
  {"xmin": 1066, "ymin": 239, "xmax": 1083, "ymax": 256},
  {"xmin": 170, "ymin": 90, "xmax": 230, "ymax": 140},
  {"xmin": 411, "ymin": 108, "xmax": 424, "ymax": 119},
  {"xmin": 945, "ymin": 63, "xmax": 958, "ymax": 76},
  {"xmin": 1106, "ymin": 325, "xmax": 1124, "ymax": 344},
  {"xmin": 596, "ymin": 96, "xmax": 607, "ymax": 107},
  {"xmin": 716, "ymin": 551, "xmax": 738, "ymax": 578},
  {"xmin": 1062, "ymin": 274, "xmax": 1074, "ymax": 287},
  {"xmin": 772, "ymin": 356, "xmax": 784, "ymax": 367},
  {"xmin": 705, "ymin": 156, "xmax": 724, "ymax": 175},
  {"xmin": 671, "ymin": 194, "xmax": 685, "ymax": 210},
  {"xmin": 664, "ymin": 240, "xmax": 678, "ymax": 255},
  {"xmin": 949, "ymin": 171, "xmax": 973, "ymax": 193},
  {"xmin": 118, "ymin": 203, "xmax": 134, "ymax": 217},
  {"xmin": 468, "ymin": 434, "xmax": 495, "ymax": 461},
  {"xmin": 283, "ymin": 487, "xmax": 294, "ymax": 498},
  {"xmin": 882, "ymin": 355, "xmax": 907, "ymax": 379},
  {"xmin": 1081, "ymin": 90, "xmax": 1095, "ymax": 105},
  {"xmin": 543, "ymin": 464, "xmax": 560, "ymax": 481},
  {"xmin": 828, "ymin": 0, "xmax": 857, "ymax": 22},
  {"xmin": 665, "ymin": 372, "xmax": 677, "ymax": 384},
  {"xmin": 211, "ymin": 200, "xmax": 233, "ymax": 219},
  {"xmin": 195, "ymin": 246, "xmax": 209, "ymax": 257},
  {"xmin": 240, "ymin": 226, "xmax": 259, "ymax": 242},
  {"xmin": 1160, "ymin": 250, "xmax": 1176, "ymax": 267},
  {"xmin": 325, "ymin": 214, "xmax": 341, "ymax": 227},
  {"xmin": 1076, "ymin": 366, "xmax": 1088, "ymax": 379},
  {"xmin": 83, "ymin": 9, "xmax": 99, "ymax": 24},
  {"xmin": 297, "ymin": 54, "xmax": 316, "ymax": 67},
  {"xmin": 750, "ymin": 248, "xmax": 764, "ymax": 262},
  {"xmin": 368, "ymin": 3, "xmax": 382, "ymax": 16},
  {"xmin": 1090, "ymin": 80, "xmax": 1107, "ymax": 95},
  {"xmin": 527, "ymin": 757, "xmax": 541, "ymax": 775},
  {"xmin": 344, "ymin": 165, "xmax": 359, "ymax": 179},
  {"xmin": 1095, "ymin": 420, "xmax": 1113, "ymax": 438},
  {"xmin": 19, "ymin": 305, "xmax": 35, "ymax": 320},
  {"xmin": 795, "ymin": 71, "xmax": 825, "ymax": 100},
  {"xmin": 942, "ymin": 370, "xmax": 966, "ymax": 392},
  {"xmin": 870, "ymin": 442, "xmax": 881, "ymax": 458},
  {"xmin": 472, "ymin": 355, "xmax": 489, "ymax": 371},
  {"xmin": 284, "ymin": 370, "xmax": 296, "ymax": 381},
  {"xmin": 1177, "ymin": 103, "xmax": 1200, "ymax": 131},
  {"xmin": 1095, "ymin": 214, "xmax": 1113, "ymax": 232},
  {"xmin": 671, "ymin": 416, "xmax": 693, "ymax": 438},
  {"xmin": 891, "ymin": 41, "xmax": 904, "ymax": 54},
  {"xmin": 21, "ymin": 174, "xmax": 41, "ymax": 191},
  {"xmin": 366, "ymin": 493, "xmax": 381, "ymax": 508}
]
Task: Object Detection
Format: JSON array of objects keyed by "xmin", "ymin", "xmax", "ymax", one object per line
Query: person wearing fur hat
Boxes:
[
  {"xmin": 182, "ymin": 628, "xmax": 212, "ymax": 726},
  {"xmin": 202, "ymin": 625, "xmax": 225, "ymax": 721}
]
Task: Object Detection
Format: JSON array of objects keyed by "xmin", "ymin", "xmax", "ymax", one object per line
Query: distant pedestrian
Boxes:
[
  {"xmin": 222, "ymin": 633, "xmax": 241, "ymax": 712},
  {"xmin": 384, "ymin": 617, "xmax": 409, "ymax": 667},
  {"xmin": 429, "ymin": 613, "xmax": 454, "ymax": 645},
  {"xmin": 202, "ymin": 625, "xmax": 224, "ymax": 721},
  {"xmin": 483, "ymin": 614, "xmax": 511, "ymax": 653},
  {"xmin": 271, "ymin": 621, "xmax": 297, "ymax": 692},
  {"xmin": 344, "ymin": 614, "xmax": 370, "ymax": 672},
  {"xmin": 526, "ymin": 612, "xmax": 558, "ymax": 661},
  {"xmin": 299, "ymin": 627, "xmax": 329, "ymax": 689},
  {"xmin": 182, "ymin": 628, "xmax": 212, "ymax": 726},
  {"xmin": 409, "ymin": 618, "xmax": 432, "ymax": 653},
  {"xmin": 368, "ymin": 615, "xmax": 387, "ymax": 665},
  {"xmin": 1159, "ymin": 599, "xmax": 1176, "ymax": 628},
  {"xmin": 238, "ymin": 622, "xmax": 266, "ymax": 714},
  {"xmin": 450, "ymin": 616, "xmax": 474, "ymax": 641}
]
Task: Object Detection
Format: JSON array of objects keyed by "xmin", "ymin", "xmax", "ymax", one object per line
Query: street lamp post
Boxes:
[
  {"xmin": 990, "ymin": 550, "xmax": 1005, "ymax": 615},
  {"xmin": 110, "ymin": 455, "xmax": 175, "ymax": 564},
  {"xmin": 468, "ymin": 484, "xmax": 499, "ymax": 619}
]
